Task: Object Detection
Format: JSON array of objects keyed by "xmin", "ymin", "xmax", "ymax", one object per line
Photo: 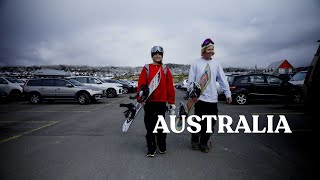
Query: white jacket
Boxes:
[{"xmin": 188, "ymin": 58, "xmax": 231, "ymax": 103}]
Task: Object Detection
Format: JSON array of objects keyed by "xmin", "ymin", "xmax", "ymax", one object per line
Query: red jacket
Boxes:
[{"xmin": 137, "ymin": 64, "xmax": 175, "ymax": 104}]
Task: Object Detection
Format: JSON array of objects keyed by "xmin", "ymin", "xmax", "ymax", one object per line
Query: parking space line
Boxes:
[
  {"xmin": 0, "ymin": 121, "xmax": 59, "ymax": 144},
  {"xmin": 225, "ymin": 105, "xmax": 284, "ymax": 107},
  {"xmin": 0, "ymin": 96, "xmax": 129, "ymax": 113},
  {"xmin": 17, "ymin": 111, "xmax": 90, "ymax": 113},
  {"xmin": 251, "ymin": 112, "xmax": 304, "ymax": 115},
  {"xmin": 292, "ymin": 129, "xmax": 312, "ymax": 132}
]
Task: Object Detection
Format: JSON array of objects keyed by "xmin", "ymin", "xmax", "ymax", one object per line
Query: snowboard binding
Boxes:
[
  {"xmin": 129, "ymin": 84, "xmax": 149, "ymax": 103},
  {"xmin": 119, "ymin": 103, "xmax": 136, "ymax": 119},
  {"xmin": 184, "ymin": 82, "xmax": 201, "ymax": 100}
]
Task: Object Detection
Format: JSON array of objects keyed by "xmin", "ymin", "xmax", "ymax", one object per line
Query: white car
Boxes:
[
  {"xmin": 0, "ymin": 77, "xmax": 24, "ymax": 97},
  {"xmin": 67, "ymin": 76, "xmax": 123, "ymax": 98},
  {"xmin": 181, "ymin": 79, "xmax": 188, "ymax": 90}
]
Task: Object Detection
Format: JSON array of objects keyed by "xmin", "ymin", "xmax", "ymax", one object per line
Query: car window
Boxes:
[
  {"xmin": 234, "ymin": 76, "xmax": 249, "ymax": 84},
  {"xmin": 290, "ymin": 72, "xmax": 307, "ymax": 81},
  {"xmin": 249, "ymin": 75, "xmax": 265, "ymax": 83},
  {"xmin": 55, "ymin": 79, "xmax": 68, "ymax": 86},
  {"xmin": 0, "ymin": 78, "xmax": 8, "ymax": 84},
  {"xmin": 26, "ymin": 79, "xmax": 42, "ymax": 86},
  {"xmin": 98, "ymin": 78, "xmax": 106, "ymax": 83},
  {"xmin": 68, "ymin": 79, "xmax": 83, "ymax": 86},
  {"xmin": 41, "ymin": 79, "xmax": 55, "ymax": 86},
  {"xmin": 74, "ymin": 77, "xmax": 86, "ymax": 83},
  {"xmin": 88, "ymin": 78, "xmax": 97, "ymax": 84},
  {"xmin": 94, "ymin": 78, "xmax": 102, "ymax": 83},
  {"xmin": 16, "ymin": 79, "xmax": 25, "ymax": 83},
  {"xmin": 266, "ymin": 76, "xmax": 282, "ymax": 84},
  {"xmin": 5, "ymin": 77, "xmax": 19, "ymax": 83}
]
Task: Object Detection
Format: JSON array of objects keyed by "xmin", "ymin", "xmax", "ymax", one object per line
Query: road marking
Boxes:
[
  {"xmin": 0, "ymin": 121, "xmax": 59, "ymax": 144},
  {"xmin": 225, "ymin": 105, "xmax": 285, "ymax": 107},
  {"xmin": 292, "ymin": 129, "xmax": 312, "ymax": 132},
  {"xmin": 251, "ymin": 112, "xmax": 304, "ymax": 115},
  {"xmin": 17, "ymin": 111, "xmax": 90, "ymax": 113},
  {"xmin": 0, "ymin": 96, "xmax": 128, "ymax": 113}
]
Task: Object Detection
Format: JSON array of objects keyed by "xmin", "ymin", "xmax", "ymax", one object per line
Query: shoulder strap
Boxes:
[
  {"xmin": 162, "ymin": 64, "xmax": 167, "ymax": 77},
  {"xmin": 144, "ymin": 64, "xmax": 168, "ymax": 84},
  {"xmin": 144, "ymin": 64, "xmax": 149, "ymax": 84}
]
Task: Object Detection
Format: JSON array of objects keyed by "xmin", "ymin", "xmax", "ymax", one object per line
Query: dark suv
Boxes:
[
  {"xmin": 304, "ymin": 40, "xmax": 320, "ymax": 112},
  {"xmin": 230, "ymin": 74, "xmax": 299, "ymax": 105},
  {"xmin": 23, "ymin": 78, "xmax": 103, "ymax": 105}
]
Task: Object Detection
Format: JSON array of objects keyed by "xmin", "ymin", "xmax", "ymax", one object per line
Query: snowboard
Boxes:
[
  {"xmin": 120, "ymin": 68, "xmax": 162, "ymax": 132},
  {"xmin": 175, "ymin": 63, "xmax": 211, "ymax": 130}
]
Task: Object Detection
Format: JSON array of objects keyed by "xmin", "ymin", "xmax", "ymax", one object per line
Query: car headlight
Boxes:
[{"xmin": 87, "ymin": 89, "xmax": 103, "ymax": 94}]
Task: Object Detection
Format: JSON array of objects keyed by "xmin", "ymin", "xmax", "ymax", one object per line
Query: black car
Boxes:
[{"xmin": 229, "ymin": 74, "xmax": 300, "ymax": 105}]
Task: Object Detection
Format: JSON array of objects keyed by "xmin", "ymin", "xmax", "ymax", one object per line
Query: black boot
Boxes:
[
  {"xmin": 191, "ymin": 134, "xmax": 200, "ymax": 150},
  {"xmin": 200, "ymin": 134, "xmax": 211, "ymax": 153}
]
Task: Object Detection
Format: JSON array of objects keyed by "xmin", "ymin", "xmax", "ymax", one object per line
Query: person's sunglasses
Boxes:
[{"xmin": 201, "ymin": 38, "xmax": 214, "ymax": 47}]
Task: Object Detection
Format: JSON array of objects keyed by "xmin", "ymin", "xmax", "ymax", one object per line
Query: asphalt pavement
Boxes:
[{"xmin": 0, "ymin": 90, "xmax": 313, "ymax": 180}]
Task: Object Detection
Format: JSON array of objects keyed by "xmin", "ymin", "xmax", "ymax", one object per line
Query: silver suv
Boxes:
[{"xmin": 23, "ymin": 78, "xmax": 103, "ymax": 105}]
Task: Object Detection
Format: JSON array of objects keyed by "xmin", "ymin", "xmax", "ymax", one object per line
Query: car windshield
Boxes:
[
  {"xmin": 5, "ymin": 77, "xmax": 21, "ymax": 83},
  {"xmin": 290, "ymin": 72, "xmax": 307, "ymax": 81},
  {"xmin": 98, "ymin": 78, "xmax": 106, "ymax": 83},
  {"xmin": 16, "ymin": 79, "xmax": 25, "ymax": 83},
  {"xmin": 68, "ymin": 79, "xmax": 83, "ymax": 86}
]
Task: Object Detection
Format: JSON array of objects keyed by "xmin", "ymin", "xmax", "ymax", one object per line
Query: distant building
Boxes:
[
  {"xmin": 32, "ymin": 69, "xmax": 72, "ymax": 78},
  {"xmin": 266, "ymin": 59, "xmax": 294, "ymax": 76}
]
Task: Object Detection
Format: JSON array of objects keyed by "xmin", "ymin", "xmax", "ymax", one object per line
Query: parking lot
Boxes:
[{"xmin": 0, "ymin": 89, "xmax": 312, "ymax": 180}]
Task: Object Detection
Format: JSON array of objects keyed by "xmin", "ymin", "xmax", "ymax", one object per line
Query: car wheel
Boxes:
[
  {"xmin": 30, "ymin": 92, "xmax": 42, "ymax": 104},
  {"xmin": 106, "ymin": 88, "xmax": 117, "ymax": 98},
  {"xmin": 78, "ymin": 93, "xmax": 89, "ymax": 105},
  {"xmin": 235, "ymin": 93, "xmax": 247, "ymax": 105},
  {"xmin": 122, "ymin": 87, "xmax": 129, "ymax": 94}
]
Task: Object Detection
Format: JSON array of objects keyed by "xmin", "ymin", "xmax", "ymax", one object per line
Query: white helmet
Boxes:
[{"xmin": 151, "ymin": 46, "xmax": 164, "ymax": 54}]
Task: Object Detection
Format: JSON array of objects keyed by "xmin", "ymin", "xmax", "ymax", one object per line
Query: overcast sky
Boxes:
[{"xmin": 0, "ymin": 0, "xmax": 319, "ymax": 68}]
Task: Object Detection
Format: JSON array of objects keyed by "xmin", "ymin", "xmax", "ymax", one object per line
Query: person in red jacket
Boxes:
[{"xmin": 137, "ymin": 46, "xmax": 175, "ymax": 157}]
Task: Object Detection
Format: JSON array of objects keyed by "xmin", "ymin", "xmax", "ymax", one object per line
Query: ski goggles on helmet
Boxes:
[
  {"xmin": 151, "ymin": 46, "xmax": 164, "ymax": 53},
  {"xmin": 201, "ymin": 38, "xmax": 214, "ymax": 47}
]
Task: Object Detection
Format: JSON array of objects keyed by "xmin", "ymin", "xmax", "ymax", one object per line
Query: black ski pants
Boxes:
[
  {"xmin": 191, "ymin": 100, "xmax": 218, "ymax": 147},
  {"xmin": 144, "ymin": 102, "xmax": 167, "ymax": 152}
]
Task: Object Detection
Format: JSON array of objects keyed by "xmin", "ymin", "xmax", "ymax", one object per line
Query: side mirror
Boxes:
[{"xmin": 66, "ymin": 84, "xmax": 74, "ymax": 87}]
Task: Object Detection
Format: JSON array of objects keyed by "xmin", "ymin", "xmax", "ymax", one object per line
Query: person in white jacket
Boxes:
[{"xmin": 187, "ymin": 38, "xmax": 232, "ymax": 153}]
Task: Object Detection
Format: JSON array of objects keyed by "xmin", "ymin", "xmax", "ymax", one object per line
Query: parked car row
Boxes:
[
  {"xmin": 0, "ymin": 77, "xmax": 24, "ymax": 98},
  {"xmin": 0, "ymin": 76, "xmax": 138, "ymax": 105},
  {"xmin": 174, "ymin": 71, "xmax": 308, "ymax": 105}
]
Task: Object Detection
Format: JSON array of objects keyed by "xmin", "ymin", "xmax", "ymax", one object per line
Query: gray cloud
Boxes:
[{"xmin": 0, "ymin": 0, "xmax": 319, "ymax": 68}]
